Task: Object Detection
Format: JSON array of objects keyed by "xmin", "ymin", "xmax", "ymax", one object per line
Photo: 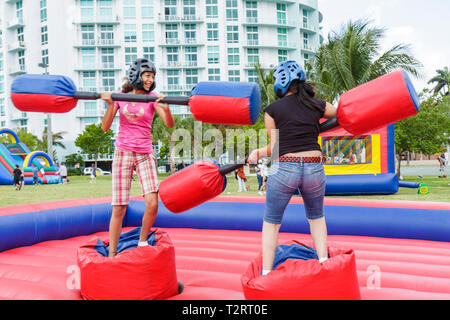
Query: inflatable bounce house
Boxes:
[
  {"xmin": 319, "ymin": 124, "xmax": 397, "ymax": 195},
  {"xmin": 0, "ymin": 128, "xmax": 60, "ymax": 185}
]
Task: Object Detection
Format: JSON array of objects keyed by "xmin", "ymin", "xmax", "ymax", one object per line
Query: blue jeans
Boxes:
[{"xmin": 264, "ymin": 161, "xmax": 326, "ymax": 224}]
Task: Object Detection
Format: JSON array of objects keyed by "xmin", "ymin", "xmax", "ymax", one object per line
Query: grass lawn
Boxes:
[{"xmin": 0, "ymin": 174, "xmax": 448, "ymax": 208}]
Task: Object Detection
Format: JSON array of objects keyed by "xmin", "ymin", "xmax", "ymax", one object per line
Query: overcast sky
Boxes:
[{"xmin": 317, "ymin": 0, "xmax": 450, "ymax": 92}]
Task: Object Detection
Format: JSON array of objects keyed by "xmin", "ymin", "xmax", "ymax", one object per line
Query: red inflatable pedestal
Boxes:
[
  {"xmin": 77, "ymin": 228, "xmax": 178, "ymax": 300},
  {"xmin": 241, "ymin": 241, "xmax": 361, "ymax": 300}
]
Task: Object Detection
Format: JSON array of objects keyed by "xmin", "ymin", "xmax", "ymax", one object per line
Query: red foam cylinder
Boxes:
[
  {"xmin": 77, "ymin": 229, "xmax": 178, "ymax": 300},
  {"xmin": 337, "ymin": 70, "xmax": 419, "ymax": 135},
  {"xmin": 159, "ymin": 160, "xmax": 225, "ymax": 213},
  {"xmin": 241, "ymin": 241, "xmax": 361, "ymax": 300}
]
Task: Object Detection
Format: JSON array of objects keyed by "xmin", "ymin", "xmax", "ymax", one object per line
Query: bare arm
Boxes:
[
  {"xmin": 155, "ymin": 95, "xmax": 174, "ymax": 128},
  {"xmin": 323, "ymin": 102, "xmax": 337, "ymax": 119},
  {"xmin": 101, "ymin": 92, "xmax": 119, "ymax": 132},
  {"xmin": 248, "ymin": 112, "xmax": 277, "ymax": 162}
]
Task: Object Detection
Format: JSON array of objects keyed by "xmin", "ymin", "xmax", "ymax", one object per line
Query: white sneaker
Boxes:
[{"xmin": 258, "ymin": 191, "xmax": 263, "ymax": 195}]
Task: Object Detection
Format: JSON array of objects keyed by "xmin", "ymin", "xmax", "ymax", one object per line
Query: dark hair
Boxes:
[
  {"xmin": 121, "ymin": 77, "xmax": 134, "ymax": 93},
  {"xmin": 288, "ymin": 80, "xmax": 323, "ymax": 113}
]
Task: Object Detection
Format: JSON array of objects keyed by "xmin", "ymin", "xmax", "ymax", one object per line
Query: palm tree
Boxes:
[
  {"xmin": 38, "ymin": 129, "xmax": 67, "ymax": 152},
  {"xmin": 307, "ymin": 19, "xmax": 423, "ymax": 103},
  {"xmin": 428, "ymin": 67, "xmax": 450, "ymax": 96}
]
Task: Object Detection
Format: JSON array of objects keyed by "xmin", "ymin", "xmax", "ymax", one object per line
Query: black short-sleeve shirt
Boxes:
[{"xmin": 264, "ymin": 94, "xmax": 326, "ymax": 157}]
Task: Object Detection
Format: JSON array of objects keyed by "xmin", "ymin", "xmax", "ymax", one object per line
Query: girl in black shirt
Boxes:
[{"xmin": 249, "ymin": 61, "xmax": 337, "ymax": 275}]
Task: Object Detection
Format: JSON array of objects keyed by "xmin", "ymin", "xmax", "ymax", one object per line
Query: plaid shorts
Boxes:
[{"xmin": 112, "ymin": 148, "xmax": 159, "ymax": 206}]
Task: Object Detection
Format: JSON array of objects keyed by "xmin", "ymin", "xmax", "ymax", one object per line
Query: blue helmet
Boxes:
[{"xmin": 273, "ymin": 60, "xmax": 306, "ymax": 98}]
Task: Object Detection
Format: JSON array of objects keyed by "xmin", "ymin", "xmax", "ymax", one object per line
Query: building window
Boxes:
[
  {"xmin": 167, "ymin": 69, "xmax": 180, "ymax": 90},
  {"xmin": 304, "ymin": 53, "xmax": 310, "ymax": 66},
  {"xmin": 99, "ymin": 0, "xmax": 113, "ymax": 20},
  {"xmin": 40, "ymin": 0, "xmax": 47, "ymax": 22},
  {"xmin": 18, "ymin": 50, "xmax": 25, "ymax": 71},
  {"xmin": 82, "ymin": 71, "xmax": 96, "ymax": 91},
  {"xmin": 164, "ymin": 0, "xmax": 177, "ymax": 19},
  {"xmin": 143, "ymin": 47, "xmax": 155, "ymax": 62},
  {"xmin": 207, "ymin": 23, "xmax": 219, "ymax": 41},
  {"xmin": 247, "ymin": 70, "xmax": 258, "ymax": 83},
  {"xmin": 83, "ymin": 117, "xmax": 98, "ymax": 128},
  {"xmin": 208, "ymin": 68, "xmax": 220, "ymax": 81},
  {"xmin": 124, "ymin": 47, "xmax": 138, "ymax": 66},
  {"xmin": 278, "ymin": 49, "xmax": 288, "ymax": 63},
  {"xmin": 247, "ymin": 48, "xmax": 259, "ymax": 66},
  {"xmin": 81, "ymin": 25, "xmax": 95, "ymax": 45},
  {"xmin": 183, "ymin": 0, "xmax": 196, "ymax": 19},
  {"xmin": 303, "ymin": 33, "xmax": 309, "ymax": 50},
  {"xmin": 41, "ymin": 49, "xmax": 49, "ymax": 66},
  {"xmin": 278, "ymin": 28, "xmax": 287, "ymax": 47},
  {"xmin": 207, "ymin": 46, "xmax": 219, "ymax": 64},
  {"xmin": 166, "ymin": 47, "xmax": 179, "ymax": 66},
  {"xmin": 246, "ymin": 26, "xmax": 258, "ymax": 46},
  {"xmin": 165, "ymin": 24, "xmax": 179, "ymax": 44},
  {"xmin": 277, "ymin": 3, "xmax": 287, "ymax": 25},
  {"xmin": 228, "ymin": 70, "xmax": 240, "ymax": 82},
  {"xmin": 227, "ymin": 48, "xmax": 240, "ymax": 66},
  {"xmin": 142, "ymin": 24, "xmax": 155, "ymax": 42},
  {"xmin": 84, "ymin": 101, "xmax": 97, "ymax": 116},
  {"xmin": 184, "ymin": 24, "xmax": 196, "ymax": 43},
  {"xmin": 101, "ymin": 71, "xmax": 115, "ymax": 91},
  {"xmin": 81, "ymin": 48, "xmax": 96, "ymax": 68},
  {"xmin": 0, "ymin": 77, "xmax": 4, "ymax": 95},
  {"xmin": 142, "ymin": 0, "xmax": 154, "ymax": 19},
  {"xmin": 185, "ymin": 69, "xmax": 198, "ymax": 87},
  {"xmin": 123, "ymin": 0, "xmax": 137, "ymax": 19},
  {"xmin": 40, "ymin": 26, "xmax": 48, "ymax": 45},
  {"xmin": 184, "ymin": 46, "xmax": 197, "ymax": 66},
  {"xmin": 100, "ymin": 25, "xmax": 114, "ymax": 45},
  {"xmin": 245, "ymin": 1, "xmax": 257, "ymax": 23},
  {"xmin": 80, "ymin": 0, "xmax": 94, "ymax": 22},
  {"xmin": 303, "ymin": 9, "xmax": 309, "ymax": 28},
  {"xmin": 17, "ymin": 27, "xmax": 24, "ymax": 43},
  {"xmin": 226, "ymin": 0, "xmax": 238, "ymax": 21},
  {"xmin": 124, "ymin": 24, "xmax": 137, "ymax": 43},
  {"xmin": 16, "ymin": 0, "xmax": 23, "ymax": 23},
  {"xmin": 101, "ymin": 48, "xmax": 114, "ymax": 69},
  {"xmin": 227, "ymin": 25, "xmax": 239, "ymax": 44},
  {"xmin": 206, "ymin": 0, "xmax": 218, "ymax": 18}
]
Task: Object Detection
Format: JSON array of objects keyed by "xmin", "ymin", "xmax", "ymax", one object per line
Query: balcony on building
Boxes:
[
  {"xmin": 8, "ymin": 64, "xmax": 26, "ymax": 75},
  {"xmin": 300, "ymin": 22, "xmax": 318, "ymax": 33},
  {"xmin": 243, "ymin": 40, "xmax": 297, "ymax": 50},
  {"xmin": 10, "ymin": 112, "xmax": 28, "ymax": 121},
  {"xmin": 73, "ymin": 15, "xmax": 120, "ymax": 24},
  {"xmin": 7, "ymin": 17, "xmax": 24, "ymax": 30},
  {"xmin": 242, "ymin": 17, "xmax": 296, "ymax": 29},
  {"xmin": 7, "ymin": 41, "xmax": 26, "ymax": 53},
  {"xmin": 301, "ymin": 43, "xmax": 316, "ymax": 54}
]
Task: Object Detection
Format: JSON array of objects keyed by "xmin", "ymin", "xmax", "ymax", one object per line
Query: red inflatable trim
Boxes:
[
  {"xmin": 337, "ymin": 70, "xmax": 418, "ymax": 135},
  {"xmin": 241, "ymin": 241, "xmax": 361, "ymax": 300},
  {"xmin": 11, "ymin": 93, "xmax": 78, "ymax": 113},
  {"xmin": 189, "ymin": 95, "xmax": 252, "ymax": 125},
  {"xmin": 159, "ymin": 160, "xmax": 224, "ymax": 213},
  {"xmin": 77, "ymin": 228, "xmax": 178, "ymax": 300}
]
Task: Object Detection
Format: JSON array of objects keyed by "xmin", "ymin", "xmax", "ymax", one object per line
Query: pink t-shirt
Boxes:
[{"xmin": 114, "ymin": 91, "xmax": 157, "ymax": 154}]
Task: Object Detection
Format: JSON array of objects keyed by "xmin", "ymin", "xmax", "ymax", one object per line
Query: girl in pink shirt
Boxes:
[{"xmin": 101, "ymin": 58, "xmax": 174, "ymax": 257}]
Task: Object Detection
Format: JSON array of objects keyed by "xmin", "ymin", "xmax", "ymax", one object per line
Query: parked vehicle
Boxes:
[{"xmin": 83, "ymin": 167, "xmax": 111, "ymax": 176}]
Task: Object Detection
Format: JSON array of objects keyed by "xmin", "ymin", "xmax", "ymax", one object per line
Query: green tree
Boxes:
[
  {"xmin": 152, "ymin": 115, "xmax": 184, "ymax": 173},
  {"xmin": 75, "ymin": 123, "xmax": 114, "ymax": 168},
  {"xmin": 395, "ymin": 93, "xmax": 450, "ymax": 176},
  {"xmin": 37, "ymin": 129, "xmax": 68, "ymax": 153},
  {"xmin": 428, "ymin": 67, "xmax": 450, "ymax": 96},
  {"xmin": 307, "ymin": 19, "xmax": 422, "ymax": 103},
  {"xmin": 64, "ymin": 152, "xmax": 85, "ymax": 168}
]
